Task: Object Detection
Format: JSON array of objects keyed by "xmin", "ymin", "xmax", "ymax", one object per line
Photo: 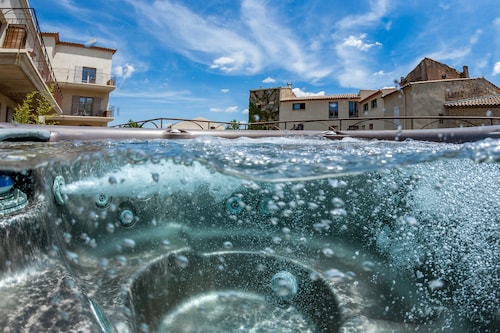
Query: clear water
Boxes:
[
  {"xmin": 158, "ymin": 290, "xmax": 312, "ymax": 333},
  {"xmin": 0, "ymin": 136, "xmax": 499, "ymax": 332}
]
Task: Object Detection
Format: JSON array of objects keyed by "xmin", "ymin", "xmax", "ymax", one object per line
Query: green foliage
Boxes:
[
  {"xmin": 124, "ymin": 119, "xmax": 143, "ymax": 128},
  {"xmin": 13, "ymin": 88, "xmax": 55, "ymax": 124},
  {"xmin": 226, "ymin": 119, "xmax": 241, "ymax": 130}
]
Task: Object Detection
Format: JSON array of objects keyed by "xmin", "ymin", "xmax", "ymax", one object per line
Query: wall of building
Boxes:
[
  {"xmin": 0, "ymin": 94, "xmax": 16, "ymax": 122},
  {"xmin": 359, "ymin": 93, "xmax": 388, "ymax": 130},
  {"xmin": 447, "ymin": 107, "xmax": 500, "ymax": 126},
  {"xmin": 43, "ymin": 39, "xmax": 114, "ymax": 85},
  {"xmin": 58, "ymin": 87, "xmax": 110, "ymax": 116},
  {"xmin": 383, "ymin": 78, "xmax": 500, "ymax": 129},
  {"xmin": 280, "ymin": 98, "xmax": 359, "ymax": 131}
]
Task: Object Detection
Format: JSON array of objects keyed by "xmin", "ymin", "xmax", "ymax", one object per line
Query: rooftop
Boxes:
[{"xmin": 444, "ymin": 94, "xmax": 500, "ymax": 108}]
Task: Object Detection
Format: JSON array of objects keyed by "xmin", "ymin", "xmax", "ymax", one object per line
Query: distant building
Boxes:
[
  {"xmin": 0, "ymin": 0, "xmax": 116, "ymax": 126},
  {"xmin": 249, "ymin": 58, "xmax": 500, "ymax": 130},
  {"xmin": 168, "ymin": 116, "xmax": 225, "ymax": 130}
]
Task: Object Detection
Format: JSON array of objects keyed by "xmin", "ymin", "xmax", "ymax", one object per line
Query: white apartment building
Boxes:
[
  {"xmin": 42, "ymin": 32, "xmax": 116, "ymax": 126},
  {"xmin": 0, "ymin": 0, "xmax": 116, "ymax": 126}
]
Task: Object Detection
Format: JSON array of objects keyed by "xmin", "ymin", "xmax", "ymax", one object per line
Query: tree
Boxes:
[
  {"xmin": 226, "ymin": 119, "xmax": 241, "ymax": 130},
  {"xmin": 14, "ymin": 88, "xmax": 55, "ymax": 124},
  {"xmin": 124, "ymin": 119, "xmax": 143, "ymax": 128}
]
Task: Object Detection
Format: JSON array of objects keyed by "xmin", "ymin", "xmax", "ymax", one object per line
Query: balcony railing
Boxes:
[
  {"xmin": 52, "ymin": 67, "xmax": 115, "ymax": 86},
  {"xmin": 0, "ymin": 7, "xmax": 63, "ymax": 107}
]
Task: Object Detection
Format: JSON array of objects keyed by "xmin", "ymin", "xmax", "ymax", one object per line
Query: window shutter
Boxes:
[
  {"xmin": 2, "ymin": 25, "xmax": 27, "ymax": 48},
  {"xmin": 92, "ymin": 97, "xmax": 101, "ymax": 116},
  {"xmin": 71, "ymin": 96, "xmax": 80, "ymax": 115}
]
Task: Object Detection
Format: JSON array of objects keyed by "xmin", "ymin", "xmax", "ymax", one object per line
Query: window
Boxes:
[
  {"xmin": 393, "ymin": 106, "xmax": 400, "ymax": 127},
  {"xmin": 363, "ymin": 103, "xmax": 369, "ymax": 112},
  {"xmin": 328, "ymin": 102, "xmax": 339, "ymax": 118},
  {"xmin": 82, "ymin": 67, "xmax": 97, "ymax": 83},
  {"xmin": 79, "ymin": 97, "xmax": 94, "ymax": 115},
  {"xmin": 349, "ymin": 101, "xmax": 358, "ymax": 118},
  {"xmin": 371, "ymin": 99, "xmax": 377, "ymax": 109},
  {"xmin": 293, "ymin": 103, "xmax": 305, "ymax": 110}
]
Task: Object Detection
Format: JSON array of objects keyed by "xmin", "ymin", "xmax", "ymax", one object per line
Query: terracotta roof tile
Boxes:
[
  {"xmin": 41, "ymin": 32, "xmax": 117, "ymax": 54},
  {"xmin": 444, "ymin": 94, "xmax": 500, "ymax": 108}
]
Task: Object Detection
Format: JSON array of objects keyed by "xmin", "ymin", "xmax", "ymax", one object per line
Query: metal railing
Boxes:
[
  {"xmin": 113, "ymin": 115, "xmax": 500, "ymax": 130},
  {"xmin": 51, "ymin": 67, "xmax": 115, "ymax": 86},
  {"xmin": 0, "ymin": 7, "xmax": 63, "ymax": 107}
]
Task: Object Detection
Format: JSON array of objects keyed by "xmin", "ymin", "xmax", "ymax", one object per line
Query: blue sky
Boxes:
[{"xmin": 31, "ymin": 0, "xmax": 500, "ymax": 126}]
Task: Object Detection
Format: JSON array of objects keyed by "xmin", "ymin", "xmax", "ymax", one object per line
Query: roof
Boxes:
[
  {"xmin": 444, "ymin": 94, "xmax": 500, "ymax": 108},
  {"xmin": 359, "ymin": 88, "xmax": 397, "ymax": 102},
  {"xmin": 281, "ymin": 93, "xmax": 359, "ymax": 102},
  {"xmin": 41, "ymin": 32, "xmax": 117, "ymax": 54}
]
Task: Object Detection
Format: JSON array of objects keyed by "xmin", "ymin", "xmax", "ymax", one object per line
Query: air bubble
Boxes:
[
  {"xmin": 122, "ymin": 238, "xmax": 136, "ymax": 249},
  {"xmin": 223, "ymin": 241, "xmax": 233, "ymax": 249},
  {"xmin": 175, "ymin": 255, "xmax": 189, "ymax": 268},
  {"xmin": 331, "ymin": 197, "xmax": 345, "ymax": 208},
  {"xmin": 322, "ymin": 248, "xmax": 335, "ymax": 257}
]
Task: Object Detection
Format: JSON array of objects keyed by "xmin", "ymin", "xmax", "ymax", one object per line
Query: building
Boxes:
[
  {"xmin": 383, "ymin": 58, "xmax": 500, "ymax": 129},
  {"xmin": 249, "ymin": 58, "xmax": 500, "ymax": 130},
  {"xmin": 0, "ymin": 0, "xmax": 116, "ymax": 126},
  {"xmin": 42, "ymin": 32, "xmax": 116, "ymax": 126},
  {"xmin": 168, "ymin": 116, "xmax": 225, "ymax": 130}
]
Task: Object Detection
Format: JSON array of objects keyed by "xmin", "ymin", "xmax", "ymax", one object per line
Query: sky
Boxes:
[{"xmin": 30, "ymin": 0, "xmax": 500, "ymax": 127}]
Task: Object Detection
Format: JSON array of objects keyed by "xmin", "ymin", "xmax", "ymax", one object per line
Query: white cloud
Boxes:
[
  {"xmin": 221, "ymin": 89, "xmax": 230, "ymax": 93},
  {"xmin": 336, "ymin": 0, "xmax": 389, "ymax": 29},
  {"xmin": 493, "ymin": 62, "xmax": 500, "ymax": 75},
  {"xmin": 438, "ymin": 2, "xmax": 451, "ymax": 10},
  {"xmin": 210, "ymin": 106, "xmax": 239, "ymax": 113},
  {"xmin": 343, "ymin": 34, "xmax": 382, "ymax": 51},
  {"xmin": 469, "ymin": 29, "xmax": 482, "ymax": 44},
  {"xmin": 113, "ymin": 64, "xmax": 136, "ymax": 79},
  {"xmin": 334, "ymin": 33, "xmax": 385, "ymax": 88},
  {"xmin": 292, "ymin": 88, "xmax": 325, "ymax": 97},
  {"xmin": 125, "ymin": 0, "xmax": 331, "ymax": 80},
  {"xmin": 242, "ymin": 108, "xmax": 249, "ymax": 114},
  {"xmin": 210, "ymin": 56, "xmax": 239, "ymax": 72},
  {"xmin": 373, "ymin": 70, "xmax": 392, "ymax": 76},
  {"xmin": 262, "ymin": 77, "xmax": 276, "ymax": 83}
]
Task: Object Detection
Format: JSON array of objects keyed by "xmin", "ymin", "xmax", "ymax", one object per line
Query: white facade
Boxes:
[{"xmin": 42, "ymin": 32, "xmax": 116, "ymax": 126}]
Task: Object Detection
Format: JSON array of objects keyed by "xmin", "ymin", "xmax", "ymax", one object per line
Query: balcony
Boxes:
[
  {"xmin": 0, "ymin": 7, "xmax": 62, "ymax": 112},
  {"xmin": 52, "ymin": 66, "xmax": 116, "ymax": 93}
]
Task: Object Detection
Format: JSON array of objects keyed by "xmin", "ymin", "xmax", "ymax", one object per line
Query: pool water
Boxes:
[{"xmin": 0, "ymin": 136, "xmax": 499, "ymax": 332}]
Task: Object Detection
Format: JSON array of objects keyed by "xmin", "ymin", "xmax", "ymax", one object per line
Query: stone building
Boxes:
[
  {"xmin": 249, "ymin": 58, "xmax": 500, "ymax": 130},
  {"xmin": 384, "ymin": 58, "xmax": 500, "ymax": 129}
]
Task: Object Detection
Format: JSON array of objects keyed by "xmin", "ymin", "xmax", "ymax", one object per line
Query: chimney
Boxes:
[{"xmin": 462, "ymin": 65, "xmax": 469, "ymax": 78}]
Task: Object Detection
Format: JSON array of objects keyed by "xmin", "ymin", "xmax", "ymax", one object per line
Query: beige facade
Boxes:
[
  {"xmin": 42, "ymin": 32, "xmax": 116, "ymax": 126},
  {"xmin": 0, "ymin": 1, "xmax": 116, "ymax": 126},
  {"xmin": 169, "ymin": 117, "xmax": 225, "ymax": 130},
  {"xmin": 249, "ymin": 58, "xmax": 500, "ymax": 131},
  {"xmin": 384, "ymin": 78, "xmax": 500, "ymax": 130}
]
